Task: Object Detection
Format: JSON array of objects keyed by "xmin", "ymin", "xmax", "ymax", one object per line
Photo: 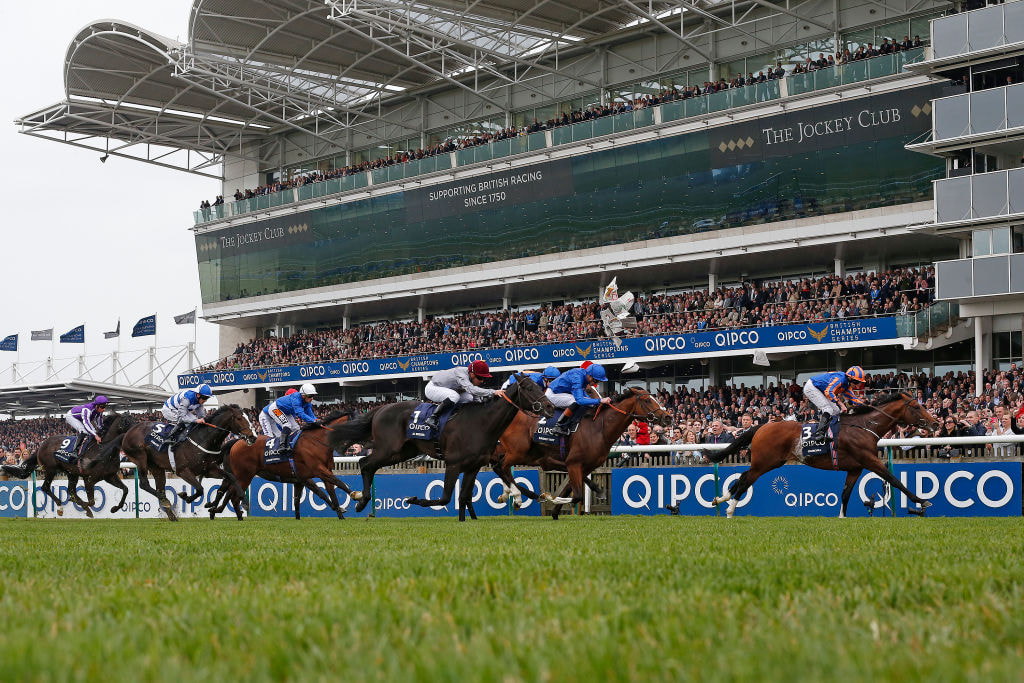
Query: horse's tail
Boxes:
[
  {"xmin": 3, "ymin": 452, "xmax": 38, "ymax": 479},
  {"xmin": 706, "ymin": 424, "xmax": 762, "ymax": 463},
  {"xmin": 326, "ymin": 407, "xmax": 379, "ymax": 452}
]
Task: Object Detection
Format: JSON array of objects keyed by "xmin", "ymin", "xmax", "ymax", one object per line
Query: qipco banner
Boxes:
[
  {"xmin": 0, "ymin": 478, "xmax": 246, "ymax": 519},
  {"xmin": 611, "ymin": 462, "xmax": 1022, "ymax": 517},
  {"xmin": 249, "ymin": 470, "xmax": 541, "ymax": 517}
]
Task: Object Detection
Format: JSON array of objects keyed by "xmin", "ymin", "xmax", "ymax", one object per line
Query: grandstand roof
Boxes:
[
  {"xmin": 0, "ymin": 380, "xmax": 169, "ymax": 416},
  {"xmin": 16, "ymin": 0, "xmax": 871, "ymax": 176}
]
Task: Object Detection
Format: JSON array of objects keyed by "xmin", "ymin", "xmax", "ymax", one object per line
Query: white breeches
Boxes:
[
  {"xmin": 260, "ymin": 410, "xmax": 297, "ymax": 438},
  {"xmin": 65, "ymin": 413, "xmax": 89, "ymax": 435},
  {"xmin": 545, "ymin": 388, "xmax": 577, "ymax": 409},
  {"xmin": 424, "ymin": 383, "xmax": 474, "ymax": 404},
  {"xmin": 161, "ymin": 405, "xmax": 195, "ymax": 425},
  {"xmin": 803, "ymin": 380, "xmax": 840, "ymax": 416}
]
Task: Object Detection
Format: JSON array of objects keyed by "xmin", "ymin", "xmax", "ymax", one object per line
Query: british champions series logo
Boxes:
[
  {"xmin": 575, "ymin": 344, "xmax": 593, "ymax": 359},
  {"xmin": 397, "ymin": 359, "xmax": 411, "ymax": 371},
  {"xmin": 808, "ymin": 325, "xmax": 829, "ymax": 343}
]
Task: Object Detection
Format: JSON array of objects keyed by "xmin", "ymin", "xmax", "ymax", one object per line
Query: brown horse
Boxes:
[
  {"xmin": 208, "ymin": 411, "xmax": 357, "ymax": 521},
  {"xmin": 120, "ymin": 404, "xmax": 257, "ymax": 521},
  {"xmin": 327, "ymin": 375, "xmax": 553, "ymax": 521},
  {"xmin": 709, "ymin": 391, "xmax": 941, "ymax": 517},
  {"xmin": 1, "ymin": 411, "xmax": 133, "ymax": 518},
  {"xmin": 508, "ymin": 387, "xmax": 673, "ymax": 520}
]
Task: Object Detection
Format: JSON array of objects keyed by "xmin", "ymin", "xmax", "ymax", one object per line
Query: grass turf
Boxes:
[{"xmin": 0, "ymin": 516, "xmax": 1021, "ymax": 682}]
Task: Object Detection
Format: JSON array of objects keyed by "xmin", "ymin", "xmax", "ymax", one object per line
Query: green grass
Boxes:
[{"xmin": 0, "ymin": 517, "xmax": 1022, "ymax": 682}]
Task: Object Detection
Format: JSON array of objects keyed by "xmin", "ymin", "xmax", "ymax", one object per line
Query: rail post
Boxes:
[
  {"xmin": 713, "ymin": 462, "xmax": 721, "ymax": 516},
  {"xmin": 508, "ymin": 466, "xmax": 514, "ymax": 516},
  {"xmin": 134, "ymin": 467, "xmax": 140, "ymax": 519},
  {"xmin": 886, "ymin": 445, "xmax": 896, "ymax": 516},
  {"xmin": 31, "ymin": 470, "xmax": 37, "ymax": 517},
  {"xmin": 369, "ymin": 480, "xmax": 376, "ymax": 518}
]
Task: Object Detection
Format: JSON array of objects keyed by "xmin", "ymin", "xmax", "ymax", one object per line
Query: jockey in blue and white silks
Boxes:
[
  {"xmin": 547, "ymin": 363, "xmax": 612, "ymax": 435},
  {"xmin": 65, "ymin": 395, "xmax": 108, "ymax": 455},
  {"xmin": 501, "ymin": 365, "xmax": 561, "ymax": 391},
  {"xmin": 260, "ymin": 383, "xmax": 318, "ymax": 446},
  {"xmin": 162, "ymin": 384, "xmax": 212, "ymax": 444},
  {"xmin": 804, "ymin": 366, "xmax": 867, "ymax": 440}
]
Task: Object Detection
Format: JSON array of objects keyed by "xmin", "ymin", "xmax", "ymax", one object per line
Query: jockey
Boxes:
[
  {"xmin": 162, "ymin": 384, "xmax": 212, "ymax": 445},
  {"xmin": 804, "ymin": 366, "xmax": 868, "ymax": 440},
  {"xmin": 547, "ymin": 363, "xmax": 612, "ymax": 435},
  {"xmin": 66, "ymin": 395, "xmax": 109, "ymax": 456},
  {"xmin": 260, "ymin": 384, "xmax": 318, "ymax": 446},
  {"xmin": 501, "ymin": 365, "xmax": 561, "ymax": 390},
  {"xmin": 423, "ymin": 360, "xmax": 495, "ymax": 429}
]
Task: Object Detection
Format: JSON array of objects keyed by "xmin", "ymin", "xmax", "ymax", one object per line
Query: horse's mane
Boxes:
[
  {"xmin": 848, "ymin": 391, "xmax": 910, "ymax": 415},
  {"xmin": 613, "ymin": 387, "xmax": 647, "ymax": 402},
  {"xmin": 206, "ymin": 404, "xmax": 241, "ymax": 420},
  {"xmin": 321, "ymin": 409, "xmax": 353, "ymax": 423}
]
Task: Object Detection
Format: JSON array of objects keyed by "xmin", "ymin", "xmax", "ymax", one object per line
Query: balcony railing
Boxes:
[
  {"xmin": 932, "ymin": 81, "xmax": 1024, "ymax": 144},
  {"xmin": 934, "ymin": 167, "xmax": 1024, "ymax": 224},
  {"xmin": 931, "ymin": 0, "xmax": 1024, "ymax": 61},
  {"xmin": 194, "ymin": 48, "xmax": 925, "ymax": 226}
]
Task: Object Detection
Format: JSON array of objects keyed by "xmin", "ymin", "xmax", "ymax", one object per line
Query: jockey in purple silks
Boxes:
[{"xmin": 66, "ymin": 395, "xmax": 109, "ymax": 456}]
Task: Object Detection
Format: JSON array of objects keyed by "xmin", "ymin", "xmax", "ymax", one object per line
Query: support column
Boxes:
[
  {"xmin": 707, "ymin": 358, "xmax": 721, "ymax": 387},
  {"xmin": 708, "ymin": 272, "xmax": 717, "ymax": 295},
  {"xmin": 417, "ymin": 307, "xmax": 425, "ymax": 323},
  {"xmin": 342, "ymin": 316, "xmax": 350, "ymax": 331},
  {"xmin": 834, "ymin": 257, "xmax": 844, "ymax": 277},
  {"xmin": 502, "ymin": 297, "xmax": 510, "ymax": 310},
  {"xmin": 974, "ymin": 315, "xmax": 992, "ymax": 396}
]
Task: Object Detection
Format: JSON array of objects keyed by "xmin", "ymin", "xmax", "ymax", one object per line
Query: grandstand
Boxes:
[{"xmin": 17, "ymin": 0, "xmax": 1022, "ymax": 411}]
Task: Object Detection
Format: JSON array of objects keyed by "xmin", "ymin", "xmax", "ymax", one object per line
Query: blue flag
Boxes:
[
  {"xmin": 132, "ymin": 314, "xmax": 156, "ymax": 338},
  {"xmin": 60, "ymin": 325, "xmax": 85, "ymax": 344},
  {"xmin": 0, "ymin": 334, "xmax": 17, "ymax": 351}
]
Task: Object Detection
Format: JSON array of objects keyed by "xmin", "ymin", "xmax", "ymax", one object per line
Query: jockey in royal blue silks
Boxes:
[
  {"xmin": 803, "ymin": 366, "xmax": 868, "ymax": 441},
  {"xmin": 162, "ymin": 384, "xmax": 212, "ymax": 445},
  {"xmin": 65, "ymin": 395, "xmax": 109, "ymax": 456},
  {"xmin": 546, "ymin": 363, "xmax": 612, "ymax": 435},
  {"xmin": 501, "ymin": 365, "xmax": 561, "ymax": 390},
  {"xmin": 260, "ymin": 383, "xmax": 318, "ymax": 447}
]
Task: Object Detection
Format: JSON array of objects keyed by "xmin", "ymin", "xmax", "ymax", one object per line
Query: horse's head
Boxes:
[
  {"xmin": 209, "ymin": 404, "xmax": 258, "ymax": 444},
  {"xmin": 508, "ymin": 374, "xmax": 555, "ymax": 418},
  {"xmin": 623, "ymin": 387, "xmax": 673, "ymax": 427},
  {"xmin": 100, "ymin": 411, "xmax": 132, "ymax": 439},
  {"xmin": 893, "ymin": 391, "xmax": 941, "ymax": 432}
]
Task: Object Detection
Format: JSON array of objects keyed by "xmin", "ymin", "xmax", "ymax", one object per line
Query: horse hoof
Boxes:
[
  {"xmin": 405, "ymin": 496, "xmax": 418, "ymax": 505},
  {"xmin": 496, "ymin": 493, "xmax": 508, "ymax": 504},
  {"xmin": 921, "ymin": 500, "xmax": 933, "ymax": 509},
  {"xmin": 351, "ymin": 491, "xmax": 364, "ymax": 501},
  {"xmin": 85, "ymin": 508, "xmax": 94, "ymax": 519},
  {"xmin": 57, "ymin": 507, "xmax": 64, "ymax": 517}
]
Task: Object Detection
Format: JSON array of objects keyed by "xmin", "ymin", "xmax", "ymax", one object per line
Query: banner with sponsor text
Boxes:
[
  {"xmin": 611, "ymin": 462, "xmax": 1022, "ymax": 517},
  {"xmin": 178, "ymin": 317, "xmax": 902, "ymax": 389}
]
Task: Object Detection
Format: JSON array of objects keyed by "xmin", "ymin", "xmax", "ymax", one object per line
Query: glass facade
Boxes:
[{"xmin": 197, "ymin": 83, "xmax": 947, "ymax": 304}]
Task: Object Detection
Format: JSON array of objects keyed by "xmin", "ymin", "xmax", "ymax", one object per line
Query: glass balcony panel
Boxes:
[
  {"xmin": 815, "ymin": 67, "xmax": 840, "ymax": 90},
  {"xmin": 661, "ymin": 100, "xmax": 685, "ymax": 122},
  {"xmin": 297, "ymin": 185, "xmax": 314, "ymax": 201},
  {"xmin": 473, "ymin": 145, "xmax": 492, "ymax": 164},
  {"xmin": 969, "ymin": 88, "xmax": 1006, "ymax": 134},
  {"xmin": 932, "ymin": 14, "xmax": 967, "ymax": 60},
  {"xmin": 868, "ymin": 54, "xmax": 897, "ymax": 79},
  {"xmin": 935, "ymin": 176, "xmax": 972, "ymax": 222},
  {"xmin": 371, "ymin": 168, "xmax": 388, "ymax": 185},
  {"xmin": 527, "ymin": 131, "xmax": 547, "ymax": 151},
  {"xmin": 551, "ymin": 126, "xmax": 573, "ymax": 146},
  {"xmin": 633, "ymin": 108, "xmax": 654, "ymax": 128},
  {"xmin": 1006, "ymin": 2, "xmax": 1024, "ymax": 44},
  {"xmin": 455, "ymin": 148, "xmax": 475, "ymax": 166},
  {"xmin": 971, "ymin": 171, "xmax": 1009, "ymax": 219},
  {"xmin": 572, "ymin": 120, "xmax": 595, "ymax": 142},
  {"xmin": 351, "ymin": 173, "xmax": 369, "ymax": 188},
  {"xmin": 706, "ymin": 89, "xmax": 730, "ymax": 112},
  {"xmin": 898, "ymin": 46, "xmax": 925, "ymax": 67},
  {"xmin": 933, "ymin": 94, "xmax": 970, "ymax": 140},
  {"xmin": 684, "ymin": 97, "xmax": 708, "ymax": 118},
  {"xmin": 491, "ymin": 139, "xmax": 510, "ymax": 158},
  {"xmin": 613, "ymin": 113, "xmax": 635, "ymax": 133},
  {"xmin": 843, "ymin": 59, "xmax": 869, "ymax": 85},
  {"xmin": 788, "ymin": 72, "xmax": 814, "ymax": 95},
  {"xmin": 592, "ymin": 116, "xmax": 614, "ymax": 137},
  {"xmin": 1010, "ymin": 168, "xmax": 1024, "ymax": 215},
  {"xmin": 326, "ymin": 178, "xmax": 341, "ymax": 194},
  {"xmin": 1006, "ymin": 83, "xmax": 1024, "ymax": 129},
  {"xmin": 968, "ymin": 7, "xmax": 1005, "ymax": 53}
]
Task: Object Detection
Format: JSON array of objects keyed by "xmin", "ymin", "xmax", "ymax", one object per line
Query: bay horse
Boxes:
[
  {"xmin": 710, "ymin": 391, "xmax": 941, "ymax": 517},
  {"xmin": 494, "ymin": 387, "xmax": 672, "ymax": 520},
  {"xmin": 327, "ymin": 375, "xmax": 554, "ymax": 521},
  {"xmin": 120, "ymin": 404, "xmax": 257, "ymax": 521},
  {"xmin": 208, "ymin": 410, "xmax": 357, "ymax": 521},
  {"xmin": 1, "ymin": 411, "xmax": 133, "ymax": 517}
]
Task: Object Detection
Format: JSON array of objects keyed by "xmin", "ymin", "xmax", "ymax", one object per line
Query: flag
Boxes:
[
  {"xmin": 30, "ymin": 329, "xmax": 53, "ymax": 341},
  {"xmin": 104, "ymin": 320, "xmax": 120, "ymax": 340},
  {"xmin": 174, "ymin": 309, "xmax": 196, "ymax": 325},
  {"xmin": 0, "ymin": 334, "xmax": 17, "ymax": 351},
  {"xmin": 60, "ymin": 325, "xmax": 85, "ymax": 344},
  {"xmin": 132, "ymin": 314, "xmax": 156, "ymax": 338}
]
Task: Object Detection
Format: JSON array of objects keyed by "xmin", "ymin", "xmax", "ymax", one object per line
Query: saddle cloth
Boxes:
[
  {"xmin": 531, "ymin": 411, "xmax": 584, "ymax": 446},
  {"xmin": 263, "ymin": 431, "xmax": 301, "ymax": 465},
  {"xmin": 145, "ymin": 423, "xmax": 174, "ymax": 452},
  {"xmin": 798, "ymin": 416, "xmax": 840, "ymax": 464},
  {"xmin": 53, "ymin": 435, "xmax": 79, "ymax": 464},
  {"xmin": 405, "ymin": 402, "xmax": 456, "ymax": 441}
]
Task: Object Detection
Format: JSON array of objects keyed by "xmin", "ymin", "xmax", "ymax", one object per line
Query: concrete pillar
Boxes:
[
  {"xmin": 502, "ymin": 296, "xmax": 511, "ymax": 310},
  {"xmin": 834, "ymin": 257, "xmax": 844, "ymax": 277},
  {"xmin": 974, "ymin": 315, "xmax": 992, "ymax": 396},
  {"xmin": 959, "ymin": 238, "xmax": 971, "ymax": 259},
  {"xmin": 342, "ymin": 316, "xmax": 350, "ymax": 331},
  {"xmin": 708, "ymin": 272, "xmax": 717, "ymax": 295},
  {"xmin": 707, "ymin": 358, "xmax": 721, "ymax": 386},
  {"xmin": 417, "ymin": 307, "xmax": 425, "ymax": 323}
]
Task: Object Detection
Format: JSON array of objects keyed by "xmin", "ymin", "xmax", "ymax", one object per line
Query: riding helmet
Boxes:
[
  {"xmin": 845, "ymin": 366, "xmax": 867, "ymax": 383},
  {"xmin": 469, "ymin": 360, "xmax": 492, "ymax": 378}
]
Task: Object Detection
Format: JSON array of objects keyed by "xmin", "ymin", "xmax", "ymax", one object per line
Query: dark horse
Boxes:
[
  {"xmin": 2, "ymin": 411, "xmax": 133, "ymax": 518},
  {"xmin": 493, "ymin": 387, "xmax": 672, "ymax": 519},
  {"xmin": 709, "ymin": 391, "xmax": 941, "ymax": 517},
  {"xmin": 207, "ymin": 410, "xmax": 357, "ymax": 521},
  {"xmin": 120, "ymin": 404, "xmax": 257, "ymax": 521},
  {"xmin": 328, "ymin": 375, "xmax": 554, "ymax": 521}
]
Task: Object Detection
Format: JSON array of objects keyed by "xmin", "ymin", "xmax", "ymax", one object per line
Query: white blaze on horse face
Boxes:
[{"xmin": 242, "ymin": 411, "xmax": 256, "ymax": 438}]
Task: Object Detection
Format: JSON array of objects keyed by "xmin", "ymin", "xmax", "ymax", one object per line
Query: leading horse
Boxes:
[
  {"xmin": 328, "ymin": 375, "xmax": 553, "ymax": 521},
  {"xmin": 493, "ymin": 387, "xmax": 672, "ymax": 519},
  {"xmin": 710, "ymin": 391, "xmax": 941, "ymax": 517},
  {"xmin": 120, "ymin": 404, "xmax": 257, "ymax": 521}
]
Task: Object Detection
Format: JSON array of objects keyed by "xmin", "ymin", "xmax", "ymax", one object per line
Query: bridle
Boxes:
[
  {"xmin": 853, "ymin": 395, "xmax": 931, "ymax": 440},
  {"xmin": 495, "ymin": 384, "xmax": 547, "ymax": 418},
  {"xmin": 597, "ymin": 389, "xmax": 666, "ymax": 424}
]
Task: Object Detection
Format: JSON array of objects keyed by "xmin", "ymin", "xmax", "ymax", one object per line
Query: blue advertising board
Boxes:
[
  {"xmin": 611, "ymin": 462, "xmax": 1023, "ymax": 517},
  {"xmin": 179, "ymin": 317, "xmax": 901, "ymax": 389},
  {"xmin": 0, "ymin": 481, "xmax": 31, "ymax": 517},
  {"xmin": 248, "ymin": 470, "xmax": 542, "ymax": 518}
]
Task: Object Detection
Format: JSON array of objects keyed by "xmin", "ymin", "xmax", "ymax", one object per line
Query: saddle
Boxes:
[
  {"xmin": 406, "ymin": 402, "xmax": 457, "ymax": 442},
  {"xmin": 799, "ymin": 416, "xmax": 841, "ymax": 467},
  {"xmin": 263, "ymin": 431, "xmax": 301, "ymax": 467},
  {"xmin": 144, "ymin": 423, "xmax": 178, "ymax": 452},
  {"xmin": 53, "ymin": 435, "xmax": 79, "ymax": 464}
]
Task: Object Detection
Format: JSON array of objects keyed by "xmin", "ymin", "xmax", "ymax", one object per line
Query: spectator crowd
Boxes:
[
  {"xmin": 199, "ymin": 42, "xmax": 923, "ymax": 213},
  {"xmin": 201, "ymin": 266, "xmax": 935, "ymax": 372}
]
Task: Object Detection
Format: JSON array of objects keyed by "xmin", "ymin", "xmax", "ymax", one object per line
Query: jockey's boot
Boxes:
[
  {"xmin": 278, "ymin": 427, "xmax": 292, "ymax": 451},
  {"xmin": 551, "ymin": 406, "xmax": 576, "ymax": 436},
  {"xmin": 165, "ymin": 422, "xmax": 186, "ymax": 446},
  {"xmin": 813, "ymin": 415, "xmax": 832, "ymax": 441},
  {"xmin": 424, "ymin": 399, "xmax": 453, "ymax": 431}
]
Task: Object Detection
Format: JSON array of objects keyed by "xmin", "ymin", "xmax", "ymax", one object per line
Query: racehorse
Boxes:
[
  {"xmin": 327, "ymin": 375, "xmax": 554, "ymax": 521},
  {"xmin": 207, "ymin": 410, "xmax": 357, "ymax": 521},
  {"xmin": 493, "ymin": 387, "xmax": 672, "ymax": 519},
  {"xmin": 120, "ymin": 404, "xmax": 257, "ymax": 521},
  {"xmin": 709, "ymin": 391, "xmax": 941, "ymax": 517},
  {"xmin": 1, "ymin": 411, "xmax": 133, "ymax": 517}
]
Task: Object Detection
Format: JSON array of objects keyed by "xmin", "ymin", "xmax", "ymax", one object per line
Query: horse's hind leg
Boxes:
[
  {"xmin": 714, "ymin": 459, "xmax": 784, "ymax": 518},
  {"xmin": 457, "ymin": 469, "xmax": 481, "ymax": 522},
  {"xmin": 66, "ymin": 470, "xmax": 89, "ymax": 510},
  {"xmin": 839, "ymin": 468, "xmax": 863, "ymax": 518},
  {"xmin": 548, "ymin": 477, "xmax": 574, "ymax": 521},
  {"xmin": 150, "ymin": 467, "xmax": 178, "ymax": 522},
  {"xmin": 104, "ymin": 474, "xmax": 129, "ymax": 513},
  {"xmin": 39, "ymin": 471, "xmax": 64, "ymax": 511},
  {"xmin": 294, "ymin": 482, "xmax": 302, "ymax": 520},
  {"xmin": 861, "ymin": 458, "xmax": 931, "ymax": 508},
  {"xmin": 406, "ymin": 464, "xmax": 460, "ymax": 511}
]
